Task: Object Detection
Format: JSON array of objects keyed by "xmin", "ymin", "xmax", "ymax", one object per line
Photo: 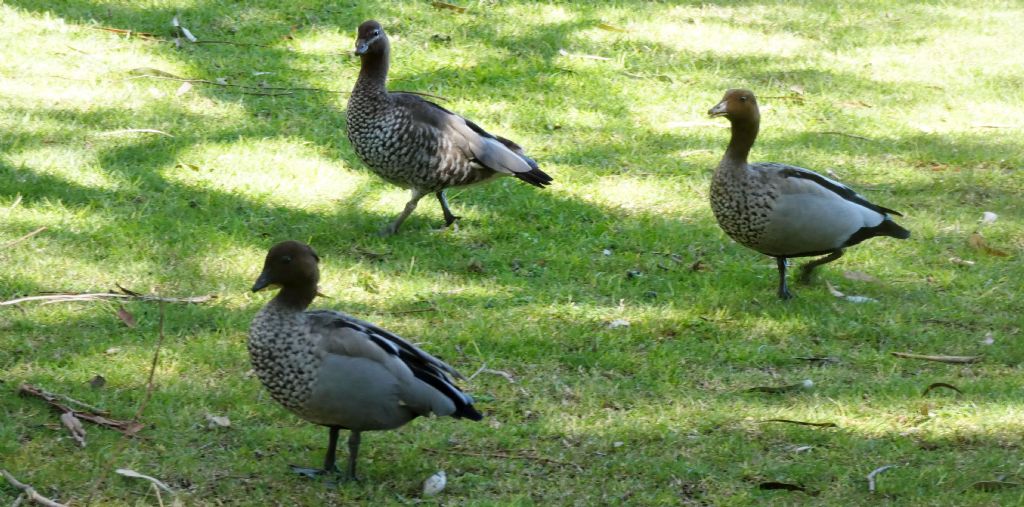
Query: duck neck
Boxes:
[
  {"xmin": 270, "ymin": 284, "xmax": 316, "ymax": 312},
  {"xmin": 354, "ymin": 48, "xmax": 389, "ymax": 97},
  {"xmin": 723, "ymin": 116, "xmax": 759, "ymax": 166}
]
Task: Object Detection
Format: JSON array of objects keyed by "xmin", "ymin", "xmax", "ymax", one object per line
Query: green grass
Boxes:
[{"xmin": 2, "ymin": 0, "xmax": 1023, "ymax": 504}]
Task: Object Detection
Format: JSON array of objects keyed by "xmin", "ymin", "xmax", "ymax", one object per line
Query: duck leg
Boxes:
[
  {"xmin": 776, "ymin": 257, "xmax": 793, "ymax": 300},
  {"xmin": 289, "ymin": 426, "xmax": 342, "ymax": 478},
  {"xmin": 346, "ymin": 431, "xmax": 362, "ymax": 481},
  {"xmin": 380, "ymin": 189, "xmax": 427, "ymax": 236},
  {"xmin": 435, "ymin": 190, "xmax": 461, "ymax": 228},
  {"xmin": 798, "ymin": 249, "xmax": 844, "ymax": 284}
]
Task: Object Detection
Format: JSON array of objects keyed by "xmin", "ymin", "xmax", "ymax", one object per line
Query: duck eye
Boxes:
[
  {"xmin": 281, "ymin": 255, "xmax": 292, "ymax": 264},
  {"xmin": 372, "ymin": 29, "xmax": 380, "ymax": 37},
  {"xmin": 740, "ymin": 96, "xmax": 748, "ymax": 102}
]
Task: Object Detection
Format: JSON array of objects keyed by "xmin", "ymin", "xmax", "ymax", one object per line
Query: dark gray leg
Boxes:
[
  {"xmin": 289, "ymin": 426, "xmax": 342, "ymax": 478},
  {"xmin": 346, "ymin": 431, "xmax": 362, "ymax": 481},
  {"xmin": 776, "ymin": 257, "xmax": 793, "ymax": 300},
  {"xmin": 798, "ymin": 249, "xmax": 844, "ymax": 284},
  {"xmin": 380, "ymin": 189, "xmax": 427, "ymax": 236},
  {"xmin": 435, "ymin": 190, "xmax": 461, "ymax": 227}
]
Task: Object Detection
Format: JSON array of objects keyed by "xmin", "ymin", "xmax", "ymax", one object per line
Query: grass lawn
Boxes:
[{"xmin": 2, "ymin": 0, "xmax": 1023, "ymax": 504}]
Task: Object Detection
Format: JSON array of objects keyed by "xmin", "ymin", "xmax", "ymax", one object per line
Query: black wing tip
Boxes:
[
  {"xmin": 514, "ymin": 167, "xmax": 553, "ymax": 188},
  {"xmin": 455, "ymin": 404, "xmax": 484, "ymax": 421},
  {"xmin": 886, "ymin": 220, "xmax": 911, "ymax": 239}
]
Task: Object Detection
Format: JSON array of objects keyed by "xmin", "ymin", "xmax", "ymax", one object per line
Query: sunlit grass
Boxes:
[{"xmin": 1, "ymin": 0, "xmax": 1023, "ymax": 505}]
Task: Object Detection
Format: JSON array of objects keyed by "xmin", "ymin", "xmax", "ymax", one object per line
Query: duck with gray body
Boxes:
[
  {"xmin": 347, "ymin": 20, "xmax": 552, "ymax": 235},
  {"xmin": 707, "ymin": 89, "xmax": 910, "ymax": 299},
  {"xmin": 248, "ymin": 240, "xmax": 482, "ymax": 480}
]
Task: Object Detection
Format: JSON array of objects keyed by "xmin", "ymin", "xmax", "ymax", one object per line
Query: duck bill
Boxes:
[
  {"xmin": 354, "ymin": 40, "xmax": 370, "ymax": 55},
  {"xmin": 708, "ymin": 100, "xmax": 728, "ymax": 117},
  {"xmin": 251, "ymin": 271, "xmax": 273, "ymax": 292}
]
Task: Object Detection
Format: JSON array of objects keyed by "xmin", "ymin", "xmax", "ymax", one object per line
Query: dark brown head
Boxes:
[
  {"xmin": 354, "ymin": 20, "xmax": 388, "ymax": 56},
  {"xmin": 708, "ymin": 89, "xmax": 760, "ymax": 124},
  {"xmin": 251, "ymin": 240, "xmax": 321, "ymax": 294}
]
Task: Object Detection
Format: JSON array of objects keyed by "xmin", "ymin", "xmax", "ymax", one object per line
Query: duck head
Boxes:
[
  {"xmin": 354, "ymin": 20, "xmax": 388, "ymax": 56},
  {"xmin": 708, "ymin": 89, "xmax": 760, "ymax": 124},
  {"xmin": 252, "ymin": 240, "xmax": 321, "ymax": 293}
]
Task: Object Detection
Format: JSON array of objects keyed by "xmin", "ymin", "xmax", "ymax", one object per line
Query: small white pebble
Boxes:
[
  {"xmin": 607, "ymin": 319, "xmax": 630, "ymax": 329},
  {"xmin": 981, "ymin": 211, "xmax": 998, "ymax": 224},
  {"xmin": 801, "ymin": 379, "xmax": 814, "ymax": 389},
  {"xmin": 422, "ymin": 471, "xmax": 446, "ymax": 497},
  {"xmin": 602, "ymin": 249, "xmax": 612, "ymax": 256},
  {"xmin": 613, "ymin": 441, "xmax": 624, "ymax": 448}
]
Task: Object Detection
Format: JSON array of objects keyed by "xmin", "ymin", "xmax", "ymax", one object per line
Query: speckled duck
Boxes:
[
  {"xmin": 707, "ymin": 89, "xmax": 910, "ymax": 299},
  {"xmin": 248, "ymin": 241, "xmax": 482, "ymax": 480},
  {"xmin": 346, "ymin": 20, "xmax": 552, "ymax": 235}
]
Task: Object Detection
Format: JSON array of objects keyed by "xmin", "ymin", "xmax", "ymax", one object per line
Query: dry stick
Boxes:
[
  {"xmin": 0, "ymin": 292, "xmax": 214, "ymax": 306},
  {"xmin": 128, "ymin": 73, "xmax": 342, "ymax": 94},
  {"xmin": 0, "ymin": 469, "xmax": 68, "ymax": 507},
  {"xmin": 134, "ymin": 300, "xmax": 165, "ymax": 421},
  {"xmin": 818, "ymin": 131, "xmax": 875, "ymax": 142},
  {"xmin": 891, "ymin": 352, "xmax": 981, "ymax": 364},
  {"xmin": 1, "ymin": 226, "xmax": 46, "ymax": 249},
  {"xmin": 867, "ymin": 464, "xmax": 897, "ymax": 493},
  {"xmin": 761, "ymin": 419, "xmax": 838, "ymax": 428},
  {"xmin": 18, "ymin": 384, "xmax": 144, "ymax": 436}
]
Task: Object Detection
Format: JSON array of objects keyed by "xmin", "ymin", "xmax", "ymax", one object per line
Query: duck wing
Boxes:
[
  {"xmin": 393, "ymin": 93, "xmax": 552, "ymax": 187},
  {"xmin": 758, "ymin": 162, "xmax": 902, "ymax": 217},
  {"xmin": 307, "ymin": 309, "xmax": 483, "ymax": 420}
]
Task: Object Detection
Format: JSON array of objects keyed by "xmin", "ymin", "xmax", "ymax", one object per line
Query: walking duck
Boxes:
[
  {"xmin": 347, "ymin": 20, "xmax": 552, "ymax": 235},
  {"xmin": 249, "ymin": 240, "xmax": 482, "ymax": 480},
  {"xmin": 707, "ymin": 89, "xmax": 910, "ymax": 299}
]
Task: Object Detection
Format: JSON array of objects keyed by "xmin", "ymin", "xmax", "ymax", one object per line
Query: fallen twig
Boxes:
[
  {"xmin": 760, "ymin": 419, "xmax": 837, "ymax": 428},
  {"xmin": 423, "ymin": 447, "xmax": 581, "ymax": 471},
  {"xmin": 0, "ymin": 290, "xmax": 215, "ymax": 307},
  {"xmin": 818, "ymin": 131, "xmax": 875, "ymax": 142},
  {"xmin": 98, "ymin": 129, "xmax": 174, "ymax": 138},
  {"xmin": 0, "ymin": 470, "xmax": 67, "ymax": 507},
  {"xmin": 115, "ymin": 469, "xmax": 174, "ymax": 494},
  {"xmin": 922, "ymin": 382, "xmax": 963, "ymax": 396},
  {"xmin": 90, "ymin": 26, "xmax": 160, "ymax": 40},
  {"xmin": 2, "ymin": 226, "xmax": 46, "ymax": 249},
  {"xmin": 191, "ymin": 39, "xmax": 271, "ymax": 48},
  {"xmin": 867, "ymin": 464, "xmax": 897, "ymax": 493},
  {"xmin": 18, "ymin": 384, "xmax": 144, "ymax": 436},
  {"xmin": 468, "ymin": 363, "xmax": 515, "ymax": 383},
  {"xmin": 134, "ymin": 301, "xmax": 165, "ymax": 420},
  {"xmin": 891, "ymin": 352, "xmax": 981, "ymax": 364}
]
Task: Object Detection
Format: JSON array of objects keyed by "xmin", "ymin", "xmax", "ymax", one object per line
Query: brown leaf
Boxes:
[
  {"xmin": 431, "ymin": 1, "xmax": 466, "ymax": 13},
  {"xmin": 843, "ymin": 271, "xmax": 877, "ymax": 283},
  {"xmin": 968, "ymin": 232, "xmax": 1009, "ymax": 257},
  {"xmin": 922, "ymin": 382, "xmax": 962, "ymax": 396},
  {"xmin": 116, "ymin": 306, "xmax": 136, "ymax": 328},
  {"xmin": 60, "ymin": 411, "xmax": 87, "ymax": 447}
]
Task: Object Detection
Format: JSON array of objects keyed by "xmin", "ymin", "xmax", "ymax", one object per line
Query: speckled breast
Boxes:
[
  {"xmin": 709, "ymin": 168, "xmax": 775, "ymax": 251},
  {"xmin": 247, "ymin": 310, "xmax": 319, "ymax": 417},
  {"xmin": 346, "ymin": 98, "xmax": 494, "ymax": 191}
]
